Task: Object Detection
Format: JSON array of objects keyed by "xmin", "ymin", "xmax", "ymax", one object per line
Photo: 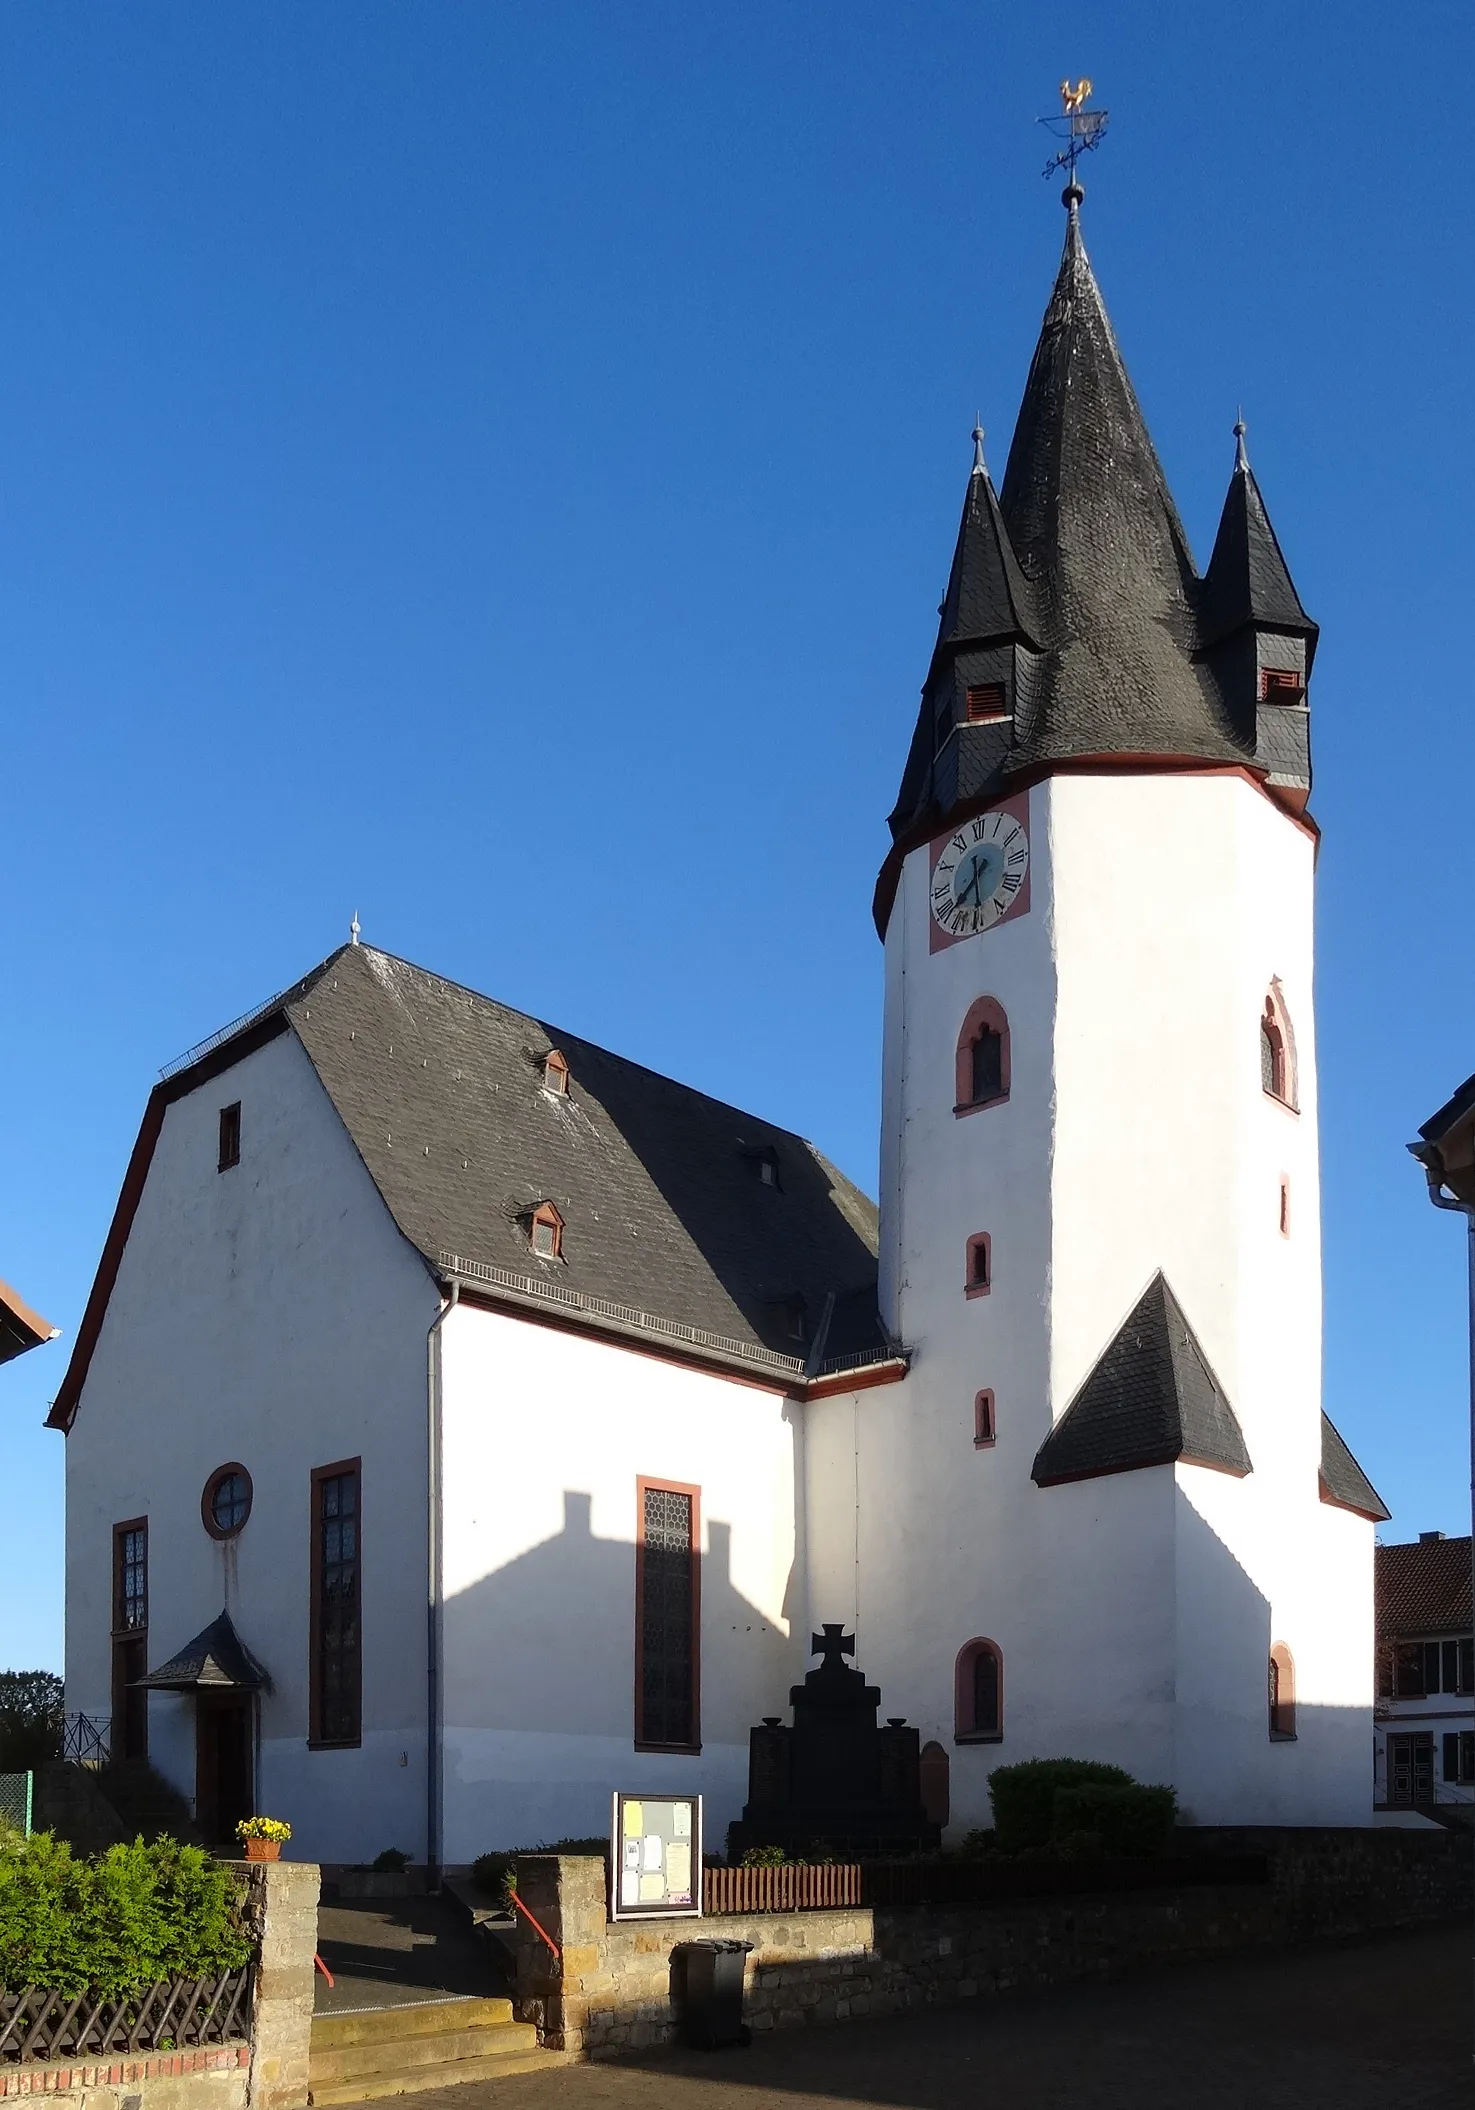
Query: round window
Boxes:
[{"xmin": 202, "ymin": 1464, "xmax": 253, "ymax": 1540}]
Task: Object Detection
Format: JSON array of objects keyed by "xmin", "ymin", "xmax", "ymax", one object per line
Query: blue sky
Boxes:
[{"xmin": 3, "ymin": 2, "xmax": 1472, "ymax": 1672}]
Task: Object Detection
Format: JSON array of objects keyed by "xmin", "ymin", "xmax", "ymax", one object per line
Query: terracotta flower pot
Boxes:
[{"xmin": 243, "ymin": 1836, "xmax": 282, "ymax": 1862}]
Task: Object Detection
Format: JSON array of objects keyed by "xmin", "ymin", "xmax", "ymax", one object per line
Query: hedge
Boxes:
[
  {"xmin": 0, "ymin": 1830, "xmax": 250, "ymax": 1996},
  {"xmin": 1052, "ymin": 1782, "xmax": 1178, "ymax": 1857},
  {"xmin": 987, "ymin": 1758, "xmax": 1135, "ymax": 1853}
]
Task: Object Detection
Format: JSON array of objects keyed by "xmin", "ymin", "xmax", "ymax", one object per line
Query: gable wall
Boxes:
[
  {"xmin": 64, "ymin": 1029, "xmax": 441, "ymax": 1863},
  {"xmin": 438, "ymin": 1302, "xmax": 802, "ymax": 1859}
]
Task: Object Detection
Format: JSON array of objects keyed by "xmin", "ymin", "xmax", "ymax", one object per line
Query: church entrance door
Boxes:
[{"xmin": 195, "ymin": 1695, "xmax": 254, "ymax": 1846}]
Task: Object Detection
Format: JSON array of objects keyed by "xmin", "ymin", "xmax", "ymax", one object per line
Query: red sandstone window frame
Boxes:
[
  {"xmin": 202, "ymin": 1462, "xmax": 254, "ymax": 1541},
  {"xmin": 634, "ymin": 1477, "xmax": 702, "ymax": 1756},
  {"xmin": 217, "ymin": 1102, "xmax": 241, "ymax": 1172},
  {"xmin": 1260, "ymin": 984, "xmax": 1298, "ymax": 1111},
  {"xmin": 955, "ymin": 997, "xmax": 1011, "ymax": 1116},
  {"xmin": 530, "ymin": 1201, "xmax": 565, "ymax": 1261},
  {"xmin": 965, "ymin": 1233, "xmax": 992, "ymax": 1298},
  {"xmin": 973, "ymin": 1390, "xmax": 996, "ymax": 1449},
  {"xmin": 954, "ymin": 1638, "xmax": 1003, "ymax": 1743},
  {"xmin": 1279, "ymin": 1177, "xmax": 1291, "ymax": 1238},
  {"xmin": 543, "ymin": 1049, "xmax": 570, "ymax": 1095},
  {"xmin": 309, "ymin": 1457, "xmax": 362, "ymax": 1751},
  {"xmin": 1269, "ymin": 1643, "xmax": 1296, "ymax": 1740}
]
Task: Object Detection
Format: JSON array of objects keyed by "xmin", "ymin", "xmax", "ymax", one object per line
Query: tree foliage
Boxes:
[{"xmin": 0, "ymin": 1670, "xmax": 64, "ymax": 1773}]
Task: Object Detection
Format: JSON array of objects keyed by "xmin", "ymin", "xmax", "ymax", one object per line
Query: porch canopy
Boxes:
[{"xmin": 137, "ymin": 1610, "xmax": 271, "ymax": 1692}]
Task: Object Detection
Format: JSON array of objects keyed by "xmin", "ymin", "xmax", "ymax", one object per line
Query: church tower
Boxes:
[{"xmin": 808, "ymin": 186, "xmax": 1387, "ymax": 1827}]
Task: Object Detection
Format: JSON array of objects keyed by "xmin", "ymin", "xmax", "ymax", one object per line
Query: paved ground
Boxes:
[
  {"xmin": 315, "ymin": 1894, "xmax": 506, "ymax": 2012},
  {"xmin": 406, "ymin": 1922, "xmax": 1471, "ymax": 2110}
]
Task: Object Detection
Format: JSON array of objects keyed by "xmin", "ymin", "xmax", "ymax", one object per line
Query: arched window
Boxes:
[
  {"xmin": 955, "ymin": 997, "xmax": 1011, "ymax": 1115},
  {"xmin": 1260, "ymin": 985, "xmax": 1297, "ymax": 1110},
  {"xmin": 973, "ymin": 1390, "xmax": 996, "ymax": 1448},
  {"xmin": 919, "ymin": 1740, "xmax": 951, "ymax": 1827},
  {"xmin": 1269, "ymin": 1643, "xmax": 1296, "ymax": 1740},
  {"xmin": 954, "ymin": 1638, "xmax": 1003, "ymax": 1742}
]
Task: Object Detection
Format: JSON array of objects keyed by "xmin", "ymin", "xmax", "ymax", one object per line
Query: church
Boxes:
[{"xmin": 52, "ymin": 185, "xmax": 1389, "ymax": 1867}]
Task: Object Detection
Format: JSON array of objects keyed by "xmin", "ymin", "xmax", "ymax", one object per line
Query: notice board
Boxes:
[{"xmin": 609, "ymin": 1791, "xmax": 703, "ymax": 1919}]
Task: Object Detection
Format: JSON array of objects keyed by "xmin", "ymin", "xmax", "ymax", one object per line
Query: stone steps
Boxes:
[{"xmin": 308, "ymin": 1997, "xmax": 564, "ymax": 2104}]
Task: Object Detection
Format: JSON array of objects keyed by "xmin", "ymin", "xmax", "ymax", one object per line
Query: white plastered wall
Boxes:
[
  {"xmin": 64, "ymin": 1029, "xmax": 440, "ymax": 1864},
  {"xmin": 828, "ymin": 771, "xmax": 1374, "ymax": 1831},
  {"xmin": 438, "ymin": 1303, "xmax": 802, "ymax": 1860}
]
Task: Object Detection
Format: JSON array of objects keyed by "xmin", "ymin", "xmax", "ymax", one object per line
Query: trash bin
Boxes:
[{"xmin": 675, "ymin": 1938, "xmax": 753, "ymax": 2048}]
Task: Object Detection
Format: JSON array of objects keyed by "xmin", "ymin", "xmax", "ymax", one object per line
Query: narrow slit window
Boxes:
[
  {"xmin": 965, "ymin": 1233, "xmax": 992, "ymax": 1297},
  {"xmin": 1279, "ymin": 1177, "xmax": 1291, "ymax": 1237},
  {"xmin": 973, "ymin": 1390, "xmax": 996, "ymax": 1448},
  {"xmin": 1269, "ymin": 1643, "xmax": 1296, "ymax": 1739},
  {"xmin": 112, "ymin": 1520, "xmax": 149, "ymax": 1762},
  {"xmin": 636, "ymin": 1481, "xmax": 699, "ymax": 1751},
  {"xmin": 218, "ymin": 1102, "xmax": 241, "ymax": 1172}
]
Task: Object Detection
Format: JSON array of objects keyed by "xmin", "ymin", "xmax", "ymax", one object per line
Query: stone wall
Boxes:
[
  {"xmin": 509, "ymin": 1835, "xmax": 1471, "ymax": 2060},
  {"xmin": 237, "ymin": 1859, "xmax": 320, "ymax": 2110}
]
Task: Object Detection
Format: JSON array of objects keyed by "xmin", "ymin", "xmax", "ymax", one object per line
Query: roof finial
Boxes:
[
  {"xmin": 1040, "ymin": 77, "xmax": 1108, "ymax": 207},
  {"xmin": 971, "ymin": 416, "xmax": 987, "ymax": 475},
  {"xmin": 1233, "ymin": 409, "xmax": 1249, "ymax": 470},
  {"xmin": 350, "ymin": 912, "xmax": 361, "ymax": 947}
]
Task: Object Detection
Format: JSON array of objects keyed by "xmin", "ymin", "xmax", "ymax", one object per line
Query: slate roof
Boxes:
[
  {"xmin": 275, "ymin": 944, "xmax": 882, "ymax": 1370},
  {"xmin": 933, "ymin": 452, "xmax": 1040, "ymax": 660},
  {"xmin": 1319, "ymin": 1411, "xmax": 1390, "ymax": 1521},
  {"xmin": 1032, "ymin": 1273, "xmax": 1252, "ymax": 1488},
  {"xmin": 0, "ymin": 1275, "xmax": 56, "ymax": 1367},
  {"xmin": 1376, "ymin": 1536, "xmax": 1472, "ymax": 1640},
  {"xmin": 1199, "ymin": 436, "xmax": 1318, "ymax": 657},
  {"xmin": 997, "ymin": 204, "xmax": 1241, "ymax": 774},
  {"xmin": 138, "ymin": 1610, "xmax": 271, "ymax": 1692}
]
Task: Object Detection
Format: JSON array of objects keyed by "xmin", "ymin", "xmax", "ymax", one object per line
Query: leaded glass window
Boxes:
[
  {"xmin": 119, "ymin": 1525, "xmax": 147, "ymax": 1631},
  {"xmin": 315, "ymin": 1467, "xmax": 360, "ymax": 1744},
  {"xmin": 638, "ymin": 1485, "xmax": 697, "ymax": 1748}
]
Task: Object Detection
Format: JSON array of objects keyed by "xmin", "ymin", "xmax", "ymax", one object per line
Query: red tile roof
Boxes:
[{"xmin": 1376, "ymin": 1537, "xmax": 1472, "ymax": 1640}]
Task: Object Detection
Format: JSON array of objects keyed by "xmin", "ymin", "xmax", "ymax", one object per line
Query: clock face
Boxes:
[{"xmin": 930, "ymin": 810, "xmax": 1030, "ymax": 937}]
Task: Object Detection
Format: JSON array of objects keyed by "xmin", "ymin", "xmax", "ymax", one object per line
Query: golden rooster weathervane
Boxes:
[{"xmin": 1040, "ymin": 78, "xmax": 1109, "ymax": 186}]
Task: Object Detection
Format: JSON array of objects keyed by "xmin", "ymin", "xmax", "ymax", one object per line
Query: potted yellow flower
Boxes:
[{"xmin": 236, "ymin": 1815, "xmax": 293, "ymax": 1862}]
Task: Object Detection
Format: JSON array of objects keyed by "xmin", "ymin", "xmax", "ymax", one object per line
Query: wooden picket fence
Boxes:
[
  {"xmin": 0, "ymin": 1969, "xmax": 253, "ymax": 2065},
  {"xmin": 702, "ymin": 1863, "xmax": 862, "ymax": 1914},
  {"xmin": 701, "ymin": 1853, "xmax": 1268, "ymax": 1917}
]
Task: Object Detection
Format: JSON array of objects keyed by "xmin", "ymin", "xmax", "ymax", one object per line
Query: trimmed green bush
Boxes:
[
  {"xmin": 470, "ymin": 1838, "xmax": 608, "ymax": 1903},
  {"xmin": 370, "ymin": 1848, "xmax": 409, "ymax": 1873},
  {"xmin": 987, "ymin": 1758, "xmax": 1134, "ymax": 1854},
  {"xmin": 0, "ymin": 1830, "xmax": 250, "ymax": 1996},
  {"xmin": 1052, "ymin": 1782, "xmax": 1177, "ymax": 1857}
]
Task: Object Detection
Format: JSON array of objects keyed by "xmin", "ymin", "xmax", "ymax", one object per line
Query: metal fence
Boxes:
[
  {"xmin": 62, "ymin": 1712, "xmax": 111, "ymax": 1767},
  {"xmin": 0, "ymin": 1772, "xmax": 32, "ymax": 1835},
  {"xmin": 0, "ymin": 1970, "xmax": 253, "ymax": 2064}
]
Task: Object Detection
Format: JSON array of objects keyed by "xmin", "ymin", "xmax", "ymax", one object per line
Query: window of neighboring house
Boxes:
[
  {"xmin": 1261, "ymin": 987, "xmax": 1297, "ymax": 1109},
  {"xmin": 965, "ymin": 1233, "xmax": 992, "ymax": 1298},
  {"xmin": 1260, "ymin": 668, "xmax": 1305, "ymax": 704},
  {"xmin": 1393, "ymin": 1637, "xmax": 1475, "ymax": 1698},
  {"xmin": 955, "ymin": 998, "xmax": 1010, "ymax": 1114},
  {"xmin": 218, "ymin": 1102, "xmax": 241, "ymax": 1172},
  {"xmin": 1443, "ymin": 1731, "xmax": 1475, "ymax": 1785},
  {"xmin": 973, "ymin": 1390, "xmax": 996, "ymax": 1449},
  {"xmin": 543, "ymin": 1050, "xmax": 570, "ymax": 1096},
  {"xmin": 529, "ymin": 1201, "xmax": 564, "ymax": 1261},
  {"xmin": 965, "ymin": 683, "xmax": 1009, "ymax": 723},
  {"xmin": 954, "ymin": 1639, "xmax": 1002, "ymax": 1742},
  {"xmin": 202, "ymin": 1463, "xmax": 253, "ymax": 1540},
  {"xmin": 310, "ymin": 1461, "xmax": 361, "ymax": 1747},
  {"xmin": 635, "ymin": 1480, "xmax": 700, "ymax": 1752},
  {"xmin": 111, "ymin": 1519, "xmax": 148, "ymax": 1761},
  {"xmin": 1269, "ymin": 1643, "xmax": 1296, "ymax": 1739}
]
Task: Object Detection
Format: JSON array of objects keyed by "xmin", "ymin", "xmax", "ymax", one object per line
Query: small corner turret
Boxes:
[{"xmin": 1197, "ymin": 420, "xmax": 1319, "ymax": 811}]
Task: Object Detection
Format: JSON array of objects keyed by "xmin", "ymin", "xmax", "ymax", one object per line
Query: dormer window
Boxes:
[
  {"xmin": 529, "ymin": 1201, "xmax": 564, "ymax": 1261},
  {"xmin": 766, "ymin": 1295, "xmax": 806, "ymax": 1344},
  {"xmin": 743, "ymin": 1145, "xmax": 782, "ymax": 1190},
  {"xmin": 542, "ymin": 1049, "xmax": 570, "ymax": 1096},
  {"xmin": 1260, "ymin": 668, "xmax": 1305, "ymax": 704},
  {"xmin": 965, "ymin": 683, "xmax": 1008, "ymax": 723}
]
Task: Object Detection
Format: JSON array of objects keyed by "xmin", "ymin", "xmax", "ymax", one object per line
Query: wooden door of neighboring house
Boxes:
[{"xmin": 1388, "ymin": 1731, "xmax": 1434, "ymax": 1805}]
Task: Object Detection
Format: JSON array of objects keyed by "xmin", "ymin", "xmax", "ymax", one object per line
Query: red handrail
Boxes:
[{"xmin": 506, "ymin": 1887, "xmax": 562, "ymax": 1962}]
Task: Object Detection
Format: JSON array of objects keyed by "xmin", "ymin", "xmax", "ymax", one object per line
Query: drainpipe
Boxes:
[
  {"xmin": 1409, "ymin": 1145, "xmax": 1475, "ymax": 2071},
  {"xmin": 426, "ymin": 1277, "xmax": 459, "ymax": 1886}
]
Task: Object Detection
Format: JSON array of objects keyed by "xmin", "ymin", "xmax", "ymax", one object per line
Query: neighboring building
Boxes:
[
  {"xmin": 51, "ymin": 188, "xmax": 1389, "ymax": 1863},
  {"xmin": 1, "ymin": 1276, "xmax": 57, "ymax": 1368},
  {"xmin": 1375, "ymin": 1534, "xmax": 1474, "ymax": 1810}
]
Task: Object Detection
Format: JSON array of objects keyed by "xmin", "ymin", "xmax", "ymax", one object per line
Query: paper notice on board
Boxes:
[
  {"xmin": 639, "ymin": 1871, "xmax": 666, "ymax": 1902},
  {"xmin": 673, "ymin": 1803, "xmax": 691, "ymax": 1837},
  {"xmin": 643, "ymin": 1834, "xmax": 663, "ymax": 1871},
  {"xmin": 665, "ymin": 1842, "xmax": 691, "ymax": 1899},
  {"xmin": 620, "ymin": 1869, "xmax": 641, "ymax": 1907},
  {"xmin": 623, "ymin": 1801, "xmax": 643, "ymax": 1838}
]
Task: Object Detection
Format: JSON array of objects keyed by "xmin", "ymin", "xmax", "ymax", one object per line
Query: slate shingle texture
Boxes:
[
  {"xmin": 1032, "ymin": 1272, "xmax": 1252, "ymax": 1488},
  {"xmin": 283, "ymin": 944, "xmax": 882, "ymax": 1367},
  {"xmin": 1319, "ymin": 1412, "xmax": 1390, "ymax": 1522}
]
